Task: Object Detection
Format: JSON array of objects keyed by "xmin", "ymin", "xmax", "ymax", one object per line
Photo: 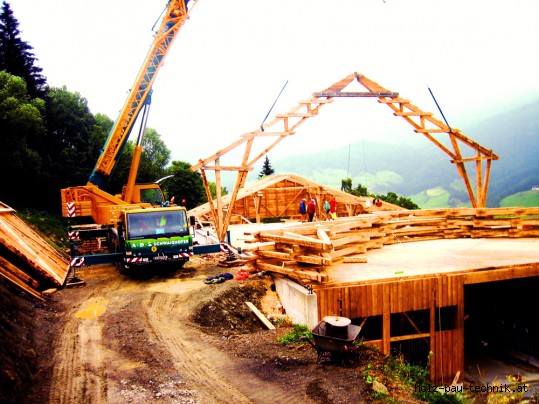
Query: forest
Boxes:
[{"xmin": 0, "ymin": 2, "xmax": 207, "ymax": 214}]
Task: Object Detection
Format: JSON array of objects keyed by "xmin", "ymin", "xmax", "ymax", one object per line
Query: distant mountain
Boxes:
[
  {"xmin": 471, "ymin": 100, "xmax": 539, "ymax": 206},
  {"xmin": 272, "ymin": 99, "xmax": 539, "ymax": 208}
]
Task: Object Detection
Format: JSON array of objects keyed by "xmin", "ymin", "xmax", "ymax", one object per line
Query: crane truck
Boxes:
[{"xmin": 61, "ymin": 0, "xmax": 221, "ymax": 272}]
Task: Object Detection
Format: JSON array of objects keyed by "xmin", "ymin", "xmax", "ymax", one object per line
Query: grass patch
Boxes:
[
  {"xmin": 277, "ymin": 324, "xmax": 312, "ymax": 344},
  {"xmin": 500, "ymin": 190, "xmax": 539, "ymax": 207}
]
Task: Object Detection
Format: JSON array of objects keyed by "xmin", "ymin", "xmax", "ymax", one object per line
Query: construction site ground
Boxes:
[{"xmin": 1, "ymin": 254, "xmax": 425, "ymax": 404}]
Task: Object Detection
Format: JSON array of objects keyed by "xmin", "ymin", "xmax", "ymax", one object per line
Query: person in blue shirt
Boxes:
[{"xmin": 299, "ymin": 198, "xmax": 307, "ymax": 222}]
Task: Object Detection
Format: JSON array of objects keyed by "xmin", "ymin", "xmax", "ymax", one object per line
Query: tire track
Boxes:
[
  {"xmin": 48, "ymin": 265, "xmax": 313, "ymax": 403},
  {"xmin": 48, "ymin": 292, "xmax": 108, "ymax": 404},
  {"xmin": 148, "ymin": 291, "xmax": 252, "ymax": 403},
  {"xmin": 146, "ymin": 289, "xmax": 312, "ymax": 403},
  {"xmin": 48, "ymin": 274, "xmax": 125, "ymax": 404}
]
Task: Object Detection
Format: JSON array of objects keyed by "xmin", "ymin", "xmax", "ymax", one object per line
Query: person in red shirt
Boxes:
[
  {"xmin": 307, "ymin": 198, "xmax": 316, "ymax": 222},
  {"xmin": 329, "ymin": 196, "xmax": 337, "ymax": 219}
]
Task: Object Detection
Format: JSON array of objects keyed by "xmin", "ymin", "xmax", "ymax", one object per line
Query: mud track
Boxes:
[{"xmin": 47, "ymin": 261, "xmax": 319, "ymax": 403}]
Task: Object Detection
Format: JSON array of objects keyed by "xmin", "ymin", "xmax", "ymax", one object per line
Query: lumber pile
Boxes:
[
  {"xmin": 246, "ymin": 207, "xmax": 539, "ymax": 284},
  {"xmin": 0, "ymin": 202, "xmax": 69, "ymax": 299},
  {"xmin": 249, "ymin": 215, "xmax": 382, "ymax": 283}
]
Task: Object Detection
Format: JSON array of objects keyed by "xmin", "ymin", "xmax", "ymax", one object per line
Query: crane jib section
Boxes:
[{"xmin": 88, "ymin": 1, "xmax": 191, "ymax": 187}]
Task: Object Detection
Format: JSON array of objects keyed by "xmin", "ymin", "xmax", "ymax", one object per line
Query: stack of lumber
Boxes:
[
  {"xmin": 0, "ymin": 202, "xmax": 69, "ymax": 300},
  {"xmin": 249, "ymin": 215, "xmax": 382, "ymax": 283},
  {"xmin": 246, "ymin": 207, "xmax": 539, "ymax": 284}
]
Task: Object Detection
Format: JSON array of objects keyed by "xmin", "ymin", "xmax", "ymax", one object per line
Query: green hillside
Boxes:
[
  {"xmin": 500, "ymin": 190, "xmax": 539, "ymax": 207},
  {"xmin": 411, "ymin": 187, "xmax": 451, "ymax": 209}
]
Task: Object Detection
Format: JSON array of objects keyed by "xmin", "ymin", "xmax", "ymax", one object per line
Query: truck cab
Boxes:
[
  {"xmin": 116, "ymin": 183, "xmax": 167, "ymax": 206},
  {"xmin": 118, "ymin": 207, "xmax": 192, "ymax": 271}
]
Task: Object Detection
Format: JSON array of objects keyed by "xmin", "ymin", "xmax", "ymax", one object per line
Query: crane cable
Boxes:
[
  {"xmin": 427, "ymin": 86, "xmax": 452, "ymax": 133},
  {"xmin": 260, "ymin": 80, "xmax": 289, "ymax": 132}
]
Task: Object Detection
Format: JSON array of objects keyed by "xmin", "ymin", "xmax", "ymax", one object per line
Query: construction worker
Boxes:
[
  {"xmin": 299, "ymin": 198, "xmax": 307, "ymax": 222},
  {"xmin": 307, "ymin": 198, "xmax": 316, "ymax": 222}
]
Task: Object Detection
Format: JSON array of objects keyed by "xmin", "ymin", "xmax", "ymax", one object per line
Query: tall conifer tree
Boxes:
[
  {"xmin": 0, "ymin": 1, "xmax": 47, "ymax": 97},
  {"xmin": 258, "ymin": 155, "xmax": 275, "ymax": 178}
]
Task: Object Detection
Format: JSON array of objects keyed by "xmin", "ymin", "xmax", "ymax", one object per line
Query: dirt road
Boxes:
[{"xmin": 44, "ymin": 259, "xmax": 372, "ymax": 403}]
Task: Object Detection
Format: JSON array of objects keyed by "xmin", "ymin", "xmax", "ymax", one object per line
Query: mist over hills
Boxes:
[{"xmin": 272, "ymin": 99, "xmax": 539, "ymax": 208}]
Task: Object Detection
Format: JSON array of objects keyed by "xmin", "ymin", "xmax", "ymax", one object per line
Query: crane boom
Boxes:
[
  {"xmin": 61, "ymin": 0, "xmax": 223, "ymax": 273},
  {"xmin": 61, "ymin": 0, "xmax": 197, "ymax": 225},
  {"xmin": 88, "ymin": 0, "xmax": 193, "ymax": 187}
]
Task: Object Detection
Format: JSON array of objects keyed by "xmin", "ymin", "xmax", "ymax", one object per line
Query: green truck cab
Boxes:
[{"xmin": 118, "ymin": 207, "xmax": 192, "ymax": 271}]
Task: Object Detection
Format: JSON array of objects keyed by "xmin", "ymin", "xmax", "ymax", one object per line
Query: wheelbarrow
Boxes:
[{"xmin": 308, "ymin": 316, "xmax": 361, "ymax": 361}]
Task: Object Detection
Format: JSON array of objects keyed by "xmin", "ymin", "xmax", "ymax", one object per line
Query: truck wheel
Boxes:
[
  {"xmin": 118, "ymin": 262, "xmax": 129, "ymax": 274},
  {"xmin": 177, "ymin": 260, "xmax": 186, "ymax": 269}
]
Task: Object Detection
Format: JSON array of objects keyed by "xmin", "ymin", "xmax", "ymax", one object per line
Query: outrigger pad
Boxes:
[{"xmin": 65, "ymin": 276, "xmax": 86, "ymax": 288}]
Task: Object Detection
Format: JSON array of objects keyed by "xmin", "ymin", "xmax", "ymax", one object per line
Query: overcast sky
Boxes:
[{"xmin": 10, "ymin": 0, "xmax": 539, "ymax": 173}]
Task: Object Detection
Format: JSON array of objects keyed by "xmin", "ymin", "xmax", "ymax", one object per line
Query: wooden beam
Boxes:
[
  {"xmin": 464, "ymin": 263, "xmax": 539, "ymax": 285},
  {"xmin": 389, "ymin": 333, "xmax": 431, "ymax": 342},
  {"xmin": 0, "ymin": 256, "xmax": 40, "ymax": 289},
  {"xmin": 295, "ymin": 254, "xmax": 332, "ymax": 266},
  {"xmin": 343, "ymin": 255, "xmax": 367, "ymax": 263},
  {"xmin": 245, "ymin": 302, "xmax": 275, "ymax": 330},
  {"xmin": 258, "ymin": 233, "xmax": 330, "ymax": 251},
  {"xmin": 313, "ymin": 91, "xmax": 399, "ymax": 98},
  {"xmin": 316, "ymin": 228, "xmax": 333, "ymax": 249},
  {"xmin": 382, "ymin": 283, "xmax": 391, "ymax": 355},
  {"xmin": 257, "ymin": 250, "xmax": 291, "ymax": 260},
  {"xmin": 257, "ymin": 262, "xmax": 328, "ymax": 282},
  {"xmin": 195, "ymin": 166, "xmax": 253, "ymax": 172}
]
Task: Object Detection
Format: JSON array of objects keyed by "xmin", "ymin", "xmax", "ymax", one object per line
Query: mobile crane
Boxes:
[{"xmin": 61, "ymin": 0, "xmax": 220, "ymax": 272}]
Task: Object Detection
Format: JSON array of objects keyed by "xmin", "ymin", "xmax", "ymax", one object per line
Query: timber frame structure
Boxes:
[
  {"xmin": 188, "ymin": 173, "xmax": 402, "ymax": 227},
  {"xmin": 191, "ymin": 72, "xmax": 499, "ymax": 241},
  {"xmin": 244, "ymin": 206, "xmax": 539, "ymax": 385}
]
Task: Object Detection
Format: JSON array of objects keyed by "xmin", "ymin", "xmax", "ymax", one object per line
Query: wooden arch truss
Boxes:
[{"xmin": 191, "ymin": 72, "xmax": 499, "ymax": 241}]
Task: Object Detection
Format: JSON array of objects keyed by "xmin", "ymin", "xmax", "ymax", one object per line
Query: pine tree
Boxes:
[
  {"xmin": 258, "ymin": 155, "xmax": 275, "ymax": 178},
  {"xmin": 0, "ymin": 1, "xmax": 47, "ymax": 98}
]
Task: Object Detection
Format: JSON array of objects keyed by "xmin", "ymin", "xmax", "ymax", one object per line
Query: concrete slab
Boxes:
[{"xmin": 325, "ymin": 238, "xmax": 539, "ymax": 286}]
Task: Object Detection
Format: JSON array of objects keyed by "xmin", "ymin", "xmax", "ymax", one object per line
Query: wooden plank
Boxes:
[
  {"xmin": 451, "ymin": 371, "xmax": 461, "ymax": 387},
  {"xmin": 257, "ymin": 262, "xmax": 328, "ymax": 282},
  {"xmin": 331, "ymin": 233, "xmax": 369, "ymax": 247},
  {"xmin": 464, "ymin": 264, "xmax": 539, "ymax": 284},
  {"xmin": 316, "ymin": 228, "xmax": 333, "ymax": 248},
  {"xmin": 0, "ymin": 265, "xmax": 44, "ymax": 301},
  {"xmin": 245, "ymin": 302, "xmax": 276, "ymax": 330},
  {"xmin": 0, "ymin": 213, "xmax": 69, "ymax": 286},
  {"xmin": 258, "ymin": 233, "xmax": 329, "ymax": 251},
  {"xmin": 389, "ymin": 333, "xmax": 431, "ymax": 342},
  {"xmin": 382, "ymin": 283, "xmax": 391, "ymax": 355},
  {"xmin": 295, "ymin": 254, "xmax": 331, "ymax": 265},
  {"xmin": 257, "ymin": 250, "xmax": 291, "ymax": 260},
  {"xmin": 330, "ymin": 245, "xmax": 363, "ymax": 259},
  {"xmin": 343, "ymin": 255, "xmax": 367, "ymax": 263},
  {"xmin": 429, "ymin": 278, "xmax": 436, "ymax": 382},
  {"xmin": 343, "ymin": 286, "xmax": 351, "ymax": 318},
  {"xmin": 0, "ymin": 256, "xmax": 40, "ymax": 289}
]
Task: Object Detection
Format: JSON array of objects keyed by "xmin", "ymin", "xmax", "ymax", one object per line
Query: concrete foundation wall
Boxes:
[{"xmin": 273, "ymin": 276, "xmax": 318, "ymax": 328}]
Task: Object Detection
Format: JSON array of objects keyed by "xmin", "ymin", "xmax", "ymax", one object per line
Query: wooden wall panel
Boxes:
[
  {"xmin": 316, "ymin": 276, "xmax": 464, "ymax": 385},
  {"xmin": 432, "ymin": 330, "xmax": 463, "ymax": 385},
  {"xmin": 320, "ymin": 276, "xmax": 464, "ymax": 317},
  {"xmin": 436, "ymin": 274, "xmax": 463, "ymax": 307}
]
